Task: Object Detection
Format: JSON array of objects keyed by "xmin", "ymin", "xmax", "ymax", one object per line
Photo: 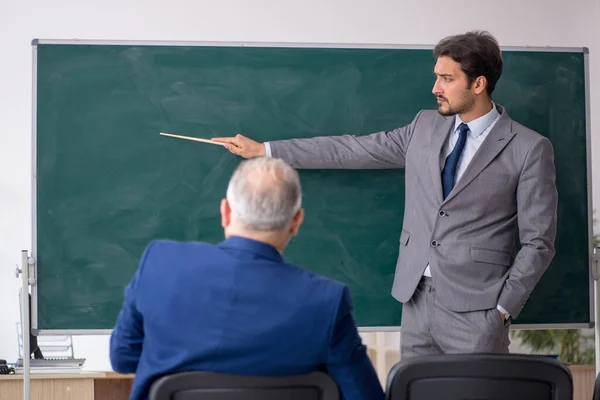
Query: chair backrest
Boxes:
[
  {"xmin": 386, "ymin": 354, "xmax": 573, "ymax": 400},
  {"xmin": 149, "ymin": 371, "xmax": 339, "ymax": 400}
]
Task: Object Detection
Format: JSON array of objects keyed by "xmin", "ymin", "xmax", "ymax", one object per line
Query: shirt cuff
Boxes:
[
  {"xmin": 264, "ymin": 142, "xmax": 272, "ymax": 157},
  {"xmin": 496, "ymin": 304, "xmax": 510, "ymax": 317}
]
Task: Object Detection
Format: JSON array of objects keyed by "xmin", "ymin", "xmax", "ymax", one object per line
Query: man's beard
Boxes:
[{"xmin": 437, "ymin": 93, "xmax": 475, "ymax": 116}]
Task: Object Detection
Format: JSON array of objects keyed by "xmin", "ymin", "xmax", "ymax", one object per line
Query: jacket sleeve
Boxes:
[
  {"xmin": 325, "ymin": 286, "xmax": 385, "ymax": 400},
  {"xmin": 497, "ymin": 137, "xmax": 558, "ymax": 318},
  {"xmin": 269, "ymin": 111, "xmax": 424, "ymax": 169}
]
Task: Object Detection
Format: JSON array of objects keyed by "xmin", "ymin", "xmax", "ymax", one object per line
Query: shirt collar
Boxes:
[{"xmin": 454, "ymin": 102, "xmax": 501, "ymax": 138}]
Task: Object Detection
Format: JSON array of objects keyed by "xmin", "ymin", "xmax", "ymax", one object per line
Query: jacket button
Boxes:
[
  {"xmin": 439, "ymin": 210, "xmax": 446, "ymax": 217},
  {"xmin": 431, "ymin": 240, "xmax": 439, "ymax": 247}
]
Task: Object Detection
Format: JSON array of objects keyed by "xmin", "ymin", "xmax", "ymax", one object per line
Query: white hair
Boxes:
[{"xmin": 226, "ymin": 157, "xmax": 302, "ymax": 231}]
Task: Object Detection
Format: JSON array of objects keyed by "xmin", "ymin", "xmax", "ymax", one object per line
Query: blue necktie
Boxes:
[{"xmin": 442, "ymin": 123, "xmax": 469, "ymax": 199}]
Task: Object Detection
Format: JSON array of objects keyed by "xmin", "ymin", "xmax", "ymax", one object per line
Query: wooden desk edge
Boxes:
[
  {"xmin": 0, "ymin": 371, "xmax": 134, "ymax": 380},
  {"xmin": 0, "ymin": 372, "xmax": 106, "ymax": 380},
  {"xmin": 94, "ymin": 371, "xmax": 135, "ymax": 379}
]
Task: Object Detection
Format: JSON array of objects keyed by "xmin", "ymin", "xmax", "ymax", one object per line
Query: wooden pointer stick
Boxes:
[{"xmin": 160, "ymin": 132, "xmax": 225, "ymax": 146}]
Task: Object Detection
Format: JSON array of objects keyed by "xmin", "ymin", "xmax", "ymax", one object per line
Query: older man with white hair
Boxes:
[{"xmin": 110, "ymin": 157, "xmax": 384, "ymax": 400}]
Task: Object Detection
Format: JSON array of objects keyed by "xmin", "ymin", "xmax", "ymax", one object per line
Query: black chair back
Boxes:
[
  {"xmin": 150, "ymin": 371, "xmax": 339, "ymax": 400},
  {"xmin": 386, "ymin": 354, "xmax": 573, "ymax": 400}
]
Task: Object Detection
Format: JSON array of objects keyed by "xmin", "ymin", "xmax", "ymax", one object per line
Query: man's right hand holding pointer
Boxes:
[{"xmin": 211, "ymin": 134, "xmax": 265, "ymax": 159}]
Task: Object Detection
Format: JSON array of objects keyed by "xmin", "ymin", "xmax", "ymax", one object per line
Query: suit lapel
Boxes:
[
  {"xmin": 429, "ymin": 115, "xmax": 454, "ymax": 204},
  {"xmin": 442, "ymin": 110, "xmax": 516, "ymax": 204}
]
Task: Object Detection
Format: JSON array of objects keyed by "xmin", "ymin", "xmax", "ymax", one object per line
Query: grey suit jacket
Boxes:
[{"xmin": 270, "ymin": 105, "xmax": 558, "ymax": 319}]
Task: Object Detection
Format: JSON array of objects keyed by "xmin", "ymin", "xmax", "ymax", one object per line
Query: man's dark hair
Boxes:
[{"xmin": 434, "ymin": 31, "xmax": 503, "ymax": 96}]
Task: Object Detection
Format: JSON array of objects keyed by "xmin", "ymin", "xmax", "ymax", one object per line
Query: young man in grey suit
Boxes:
[{"xmin": 212, "ymin": 31, "xmax": 558, "ymax": 359}]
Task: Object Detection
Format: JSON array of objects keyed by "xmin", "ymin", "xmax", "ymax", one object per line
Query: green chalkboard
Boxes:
[{"xmin": 33, "ymin": 41, "xmax": 591, "ymax": 331}]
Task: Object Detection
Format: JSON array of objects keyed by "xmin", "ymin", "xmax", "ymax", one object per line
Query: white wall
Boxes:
[{"xmin": 1, "ymin": 0, "xmax": 599, "ymax": 370}]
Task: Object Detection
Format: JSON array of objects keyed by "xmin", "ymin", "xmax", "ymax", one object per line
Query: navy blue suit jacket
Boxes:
[{"xmin": 110, "ymin": 236, "xmax": 384, "ymax": 400}]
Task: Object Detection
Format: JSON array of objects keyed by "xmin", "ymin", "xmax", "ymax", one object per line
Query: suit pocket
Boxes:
[
  {"xmin": 471, "ymin": 247, "xmax": 511, "ymax": 266},
  {"xmin": 399, "ymin": 230, "xmax": 410, "ymax": 246},
  {"xmin": 484, "ymin": 308, "xmax": 505, "ymax": 332}
]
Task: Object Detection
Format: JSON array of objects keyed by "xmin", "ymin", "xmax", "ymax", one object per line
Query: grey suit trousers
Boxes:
[{"xmin": 401, "ymin": 276, "xmax": 510, "ymax": 358}]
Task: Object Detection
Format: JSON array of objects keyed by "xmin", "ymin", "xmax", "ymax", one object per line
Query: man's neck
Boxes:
[{"xmin": 459, "ymin": 99, "xmax": 494, "ymax": 123}]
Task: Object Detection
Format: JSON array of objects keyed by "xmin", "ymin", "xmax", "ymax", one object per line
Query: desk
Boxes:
[{"xmin": 0, "ymin": 371, "xmax": 134, "ymax": 400}]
